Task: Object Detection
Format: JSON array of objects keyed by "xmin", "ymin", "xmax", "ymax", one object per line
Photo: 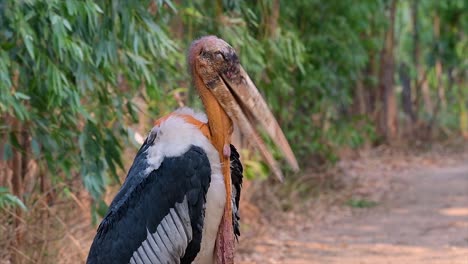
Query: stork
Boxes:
[{"xmin": 86, "ymin": 36, "xmax": 299, "ymax": 264}]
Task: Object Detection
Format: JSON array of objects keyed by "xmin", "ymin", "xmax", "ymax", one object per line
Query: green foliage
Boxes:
[
  {"xmin": 396, "ymin": 0, "xmax": 467, "ymax": 129},
  {"xmin": 0, "ymin": 0, "xmax": 178, "ymax": 205},
  {"xmin": 346, "ymin": 198, "xmax": 378, "ymax": 208},
  {"xmin": 240, "ymin": 149, "xmax": 269, "ymax": 180},
  {"xmin": 0, "ymin": 0, "xmax": 466, "ymax": 207},
  {"xmin": 0, "ymin": 187, "xmax": 27, "ymax": 211}
]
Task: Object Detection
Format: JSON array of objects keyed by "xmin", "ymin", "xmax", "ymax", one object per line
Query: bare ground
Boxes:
[{"xmin": 237, "ymin": 148, "xmax": 468, "ymax": 264}]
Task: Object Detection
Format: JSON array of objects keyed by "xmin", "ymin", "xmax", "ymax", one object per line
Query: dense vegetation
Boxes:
[{"xmin": 0, "ymin": 1, "xmax": 466, "ymax": 258}]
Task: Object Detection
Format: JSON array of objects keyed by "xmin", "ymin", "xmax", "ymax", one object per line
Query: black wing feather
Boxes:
[
  {"xmin": 230, "ymin": 144, "xmax": 243, "ymax": 239},
  {"xmin": 87, "ymin": 142, "xmax": 211, "ymax": 264}
]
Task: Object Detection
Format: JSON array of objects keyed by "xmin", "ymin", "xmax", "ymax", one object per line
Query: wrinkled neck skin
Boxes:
[{"xmin": 192, "ymin": 70, "xmax": 235, "ymax": 264}]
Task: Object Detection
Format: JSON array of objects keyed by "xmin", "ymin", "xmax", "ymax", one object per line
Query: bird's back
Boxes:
[{"xmin": 87, "ymin": 110, "xmax": 216, "ymax": 264}]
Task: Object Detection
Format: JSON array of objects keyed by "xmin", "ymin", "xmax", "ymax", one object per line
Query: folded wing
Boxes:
[{"xmin": 87, "ymin": 141, "xmax": 211, "ymax": 264}]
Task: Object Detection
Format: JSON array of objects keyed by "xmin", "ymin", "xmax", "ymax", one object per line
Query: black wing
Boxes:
[
  {"xmin": 230, "ymin": 144, "xmax": 243, "ymax": 239},
  {"xmin": 87, "ymin": 140, "xmax": 211, "ymax": 264}
]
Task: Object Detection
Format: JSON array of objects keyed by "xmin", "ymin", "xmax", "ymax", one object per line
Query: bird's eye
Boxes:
[
  {"xmin": 214, "ymin": 51, "xmax": 225, "ymax": 61},
  {"xmin": 199, "ymin": 49, "xmax": 208, "ymax": 58}
]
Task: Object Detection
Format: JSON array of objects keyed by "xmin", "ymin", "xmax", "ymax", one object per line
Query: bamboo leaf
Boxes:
[
  {"xmin": 14, "ymin": 92, "xmax": 30, "ymax": 100},
  {"xmin": 0, "ymin": 187, "xmax": 28, "ymax": 211},
  {"xmin": 31, "ymin": 138, "xmax": 40, "ymax": 157},
  {"xmin": 23, "ymin": 34, "xmax": 35, "ymax": 59},
  {"xmin": 2, "ymin": 143, "xmax": 12, "ymax": 161}
]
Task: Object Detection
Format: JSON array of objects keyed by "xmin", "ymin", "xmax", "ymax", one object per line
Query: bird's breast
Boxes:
[{"xmin": 152, "ymin": 108, "xmax": 227, "ymax": 263}]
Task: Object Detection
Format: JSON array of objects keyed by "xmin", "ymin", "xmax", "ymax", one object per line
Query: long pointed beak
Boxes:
[{"xmin": 210, "ymin": 66, "xmax": 299, "ymax": 181}]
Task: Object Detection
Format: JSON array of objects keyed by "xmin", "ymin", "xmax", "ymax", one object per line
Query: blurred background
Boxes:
[{"xmin": 0, "ymin": 0, "xmax": 466, "ymax": 263}]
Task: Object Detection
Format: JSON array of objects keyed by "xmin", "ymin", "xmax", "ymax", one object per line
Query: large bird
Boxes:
[{"xmin": 86, "ymin": 36, "xmax": 299, "ymax": 264}]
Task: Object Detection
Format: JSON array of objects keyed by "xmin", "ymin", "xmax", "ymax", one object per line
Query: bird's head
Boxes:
[{"xmin": 189, "ymin": 36, "xmax": 299, "ymax": 179}]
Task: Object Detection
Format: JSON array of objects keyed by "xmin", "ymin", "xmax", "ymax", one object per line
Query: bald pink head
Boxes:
[{"xmin": 188, "ymin": 36, "xmax": 230, "ymax": 67}]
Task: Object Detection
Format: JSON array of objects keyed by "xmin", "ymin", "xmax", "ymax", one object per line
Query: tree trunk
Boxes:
[
  {"xmin": 353, "ymin": 78, "xmax": 367, "ymax": 115},
  {"xmin": 412, "ymin": 0, "xmax": 422, "ymax": 120},
  {"xmin": 420, "ymin": 70, "xmax": 432, "ymax": 114},
  {"xmin": 361, "ymin": 9, "xmax": 382, "ymax": 119},
  {"xmin": 377, "ymin": 0, "xmax": 398, "ymax": 141},
  {"xmin": 460, "ymin": 98, "xmax": 468, "ymax": 139},
  {"xmin": 399, "ymin": 63, "xmax": 415, "ymax": 121},
  {"xmin": 8, "ymin": 69, "xmax": 26, "ymax": 264},
  {"xmin": 434, "ymin": 13, "xmax": 445, "ymax": 109},
  {"xmin": 459, "ymin": 77, "xmax": 468, "ymax": 139},
  {"xmin": 0, "ymin": 119, "xmax": 12, "ymax": 189},
  {"xmin": 11, "ymin": 118, "xmax": 24, "ymax": 264},
  {"xmin": 367, "ymin": 50, "xmax": 379, "ymax": 117},
  {"xmin": 412, "ymin": 0, "xmax": 432, "ymax": 116},
  {"xmin": 266, "ymin": 0, "xmax": 280, "ymax": 39}
]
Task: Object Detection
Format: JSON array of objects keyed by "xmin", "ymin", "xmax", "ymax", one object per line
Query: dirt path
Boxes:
[{"xmin": 238, "ymin": 165, "xmax": 468, "ymax": 264}]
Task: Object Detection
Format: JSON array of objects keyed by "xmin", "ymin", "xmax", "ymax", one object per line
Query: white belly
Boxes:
[{"xmin": 193, "ymin": 170, "xmax": 226, "ymax": 264}]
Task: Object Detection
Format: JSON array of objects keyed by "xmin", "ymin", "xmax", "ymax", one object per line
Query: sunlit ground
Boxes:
[{"xmin": 237, "ymin": 154, "xmax": 468, "ymax": 264}]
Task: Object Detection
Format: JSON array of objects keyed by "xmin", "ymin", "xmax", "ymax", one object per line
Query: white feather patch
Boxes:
[
  {"xmin": 143, "ymin": 107, "xmax": 226, "ymax": 264},
  {"xmin": 174, "ymin": 107, "xmax": 208, "ymax": 123},
  {"xmin": 145, "ymin": 110, "xmax": 214, "ymax": 173},
  {"xmin": 131, "ymin": 197, "xmax": 192, "ymax": 264}
]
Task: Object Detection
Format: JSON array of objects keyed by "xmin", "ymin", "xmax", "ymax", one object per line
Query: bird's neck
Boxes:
[
  {"xmin": 194, "ymin": 78, "xmax": 233, "ymax": 155},
  {"xmin": 194, "ymin": 75, "xmax": 236, "ymax": 263}
]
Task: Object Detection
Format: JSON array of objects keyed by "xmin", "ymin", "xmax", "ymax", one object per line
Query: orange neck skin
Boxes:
[{"xmin": 192, "ymin": 73, "xmax": 235, "ymax": 264}]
